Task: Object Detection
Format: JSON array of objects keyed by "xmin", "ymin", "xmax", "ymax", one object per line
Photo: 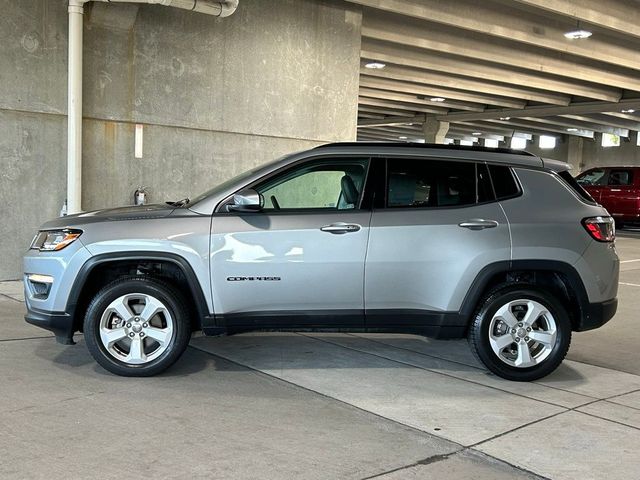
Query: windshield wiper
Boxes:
[{"xmin": 167, "ymin": 198, "xmax": 190, "ymax": 207}]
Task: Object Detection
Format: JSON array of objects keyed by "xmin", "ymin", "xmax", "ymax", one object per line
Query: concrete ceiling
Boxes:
[{"xmin": 345, "ymin": 0, "xmax": 640, "ymax": 144}]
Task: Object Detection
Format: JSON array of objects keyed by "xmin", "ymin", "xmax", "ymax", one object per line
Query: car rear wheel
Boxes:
[
  {"xmin": 84, "ymin": 276, "xmax": 191, "ymax": 377},
  {"xmin": 468, "ymin": 286, "xmax": 571, "ymax": 381}
]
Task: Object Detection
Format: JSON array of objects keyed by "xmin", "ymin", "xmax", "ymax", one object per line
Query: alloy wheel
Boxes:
[
  {"xmin": 488, "ymin": 299, "xmax": 557, "ymax": 368},
  {"xmin": 98, "ymin": 293, "xmax": 174, "ymax": 365}
]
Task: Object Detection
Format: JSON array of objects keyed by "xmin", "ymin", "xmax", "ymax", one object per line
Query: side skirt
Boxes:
[{"xmin": 202, "ymin": 309, "xmax": 468, "ymax": 340}]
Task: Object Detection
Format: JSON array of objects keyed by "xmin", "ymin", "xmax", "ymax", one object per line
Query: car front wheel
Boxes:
[
  {"xmin": 468, "ymin": 287, "xmax": 572, "ymax": 381},
  {"xmin": 84, "ymin": 276, "xmax": 191, "ymax": 377}
]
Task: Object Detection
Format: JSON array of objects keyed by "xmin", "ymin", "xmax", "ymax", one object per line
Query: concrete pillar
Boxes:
[
  {"xmin": 567, "ymin": 136, "xmax": 584, "ymax": 173},
  {"xmin": 423, "ymin": 118, "xmax": 449, "ymax": 144}
]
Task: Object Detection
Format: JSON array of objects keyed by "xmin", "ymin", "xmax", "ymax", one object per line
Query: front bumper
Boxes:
[
  {"xmin": 579, "ymin": 298, "xmax": 618, "ymax": 331},
  {"xmin": 24, "ymin": 306, "xmax": 76, "ymax": 344}
]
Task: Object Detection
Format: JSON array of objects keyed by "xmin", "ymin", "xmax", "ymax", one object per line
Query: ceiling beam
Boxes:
[
  {"xmin": 512, "ymin": 0, "xmax": 640, "ymax": 39},
  {"xmin": 359, "ymin": 75, "xmax": 526, "ymax": 108},
  {"xmin": 362, "ymin": 14, "xmax": 640, "ymax": 90},
  {"xmin": 582, "ymin": 113, "xmax": 640, "ymax": 131},
  {"xmin": 360, "ymin": 126, "xmax": 424, "ymax": 137},
  {"xmin": 451, "ymin": 122, "xmax": 549, "ymax": 139},
  {"xmin": 358, "ymin": 113, "xmax": 384, "ymax": 119},
  {"xmin": 358, "ymin": 97, "xmax": 447, "ymax": 115},
  {"xmin": 521, "ymin": 116, "xmax": 630, "ymax": 136},
  {"xmin": 359, "ymin": 105, "xmax": 409, "ymax": 117},
  {"xmin": 361, "ymin": 39, "xmax": 618, "ymax": 102},
  {"xmin": 483, "ymin": 119, "xmax": 594, "ymax": 137},
  {"xmin": 451, "ymin": 122, "xmax": 516, "ymax": 137},
  {"xmin": 358, "ymin": 115, "xmax": 425, "ymax": 127},
  {"xmin": 602, "ymin": 111, "xmax": 640, "ymax": 122},
  {"xmin": 435, "ymin": 99, "xmax": 640, "ymax": 122},
  {"xmin": 350, "ymin": 0, "xmax": 640, "ymax": 70},
  {"xmin": 357, "ymin": 130, "xmax": 404, "ymax": 141},
  {"xmin": 360, "ymin": 87, "xmax": 486, "ymax": 112}
]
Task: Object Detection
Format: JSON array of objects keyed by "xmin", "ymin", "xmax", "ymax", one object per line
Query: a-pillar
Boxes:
[{"xmin": 423, "ymin": 118, "xmax": 449, "ymax": 144}]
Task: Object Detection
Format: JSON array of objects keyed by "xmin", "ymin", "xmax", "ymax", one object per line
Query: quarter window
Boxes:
[
  {"xmin": 256, "ymin": 159, "xmax": 368, "ymax": 211},
  {"xmin": 386, "ymin": 159, "xmax": 487, "ymax": 208},
  {"xmin": 489, "ymin": 165, "xmax": 521, "ymax": 199}
]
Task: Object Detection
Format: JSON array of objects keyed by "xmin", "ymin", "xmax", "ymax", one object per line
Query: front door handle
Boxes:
[
  {"xmin": 458, "ymin": 219, "xmax": 499, "ymax": 230},
  {"xmin": 320, "ymin": 223, "xmax": 361, "ymax": 234}
]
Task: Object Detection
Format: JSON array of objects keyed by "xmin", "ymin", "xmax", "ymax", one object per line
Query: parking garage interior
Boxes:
[{"xmin": 2, "ymin": 1, "xmax": 640, "ymax": 479}]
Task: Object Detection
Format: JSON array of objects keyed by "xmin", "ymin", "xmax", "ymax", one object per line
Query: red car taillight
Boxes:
[{"xmin": 582, "ymin": 216, "xmax": 615, "ymax": 242}]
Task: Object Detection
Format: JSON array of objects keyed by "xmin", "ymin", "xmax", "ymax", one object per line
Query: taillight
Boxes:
[{"xmin": 582, "ymin": 216, "xmax": 615, "ymax": 242}]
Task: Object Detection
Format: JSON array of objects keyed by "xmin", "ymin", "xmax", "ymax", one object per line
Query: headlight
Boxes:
[{"xmin": 30, "ymin": 229, "xmax": 82, "ymax": 252}]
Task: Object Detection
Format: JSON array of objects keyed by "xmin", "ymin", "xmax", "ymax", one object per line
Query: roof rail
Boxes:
[{"xmin": 314, "ymin": 142, "xmax": 537, "ymax": 157}]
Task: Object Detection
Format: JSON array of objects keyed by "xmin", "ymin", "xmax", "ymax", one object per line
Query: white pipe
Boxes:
[
  {"xmin": 67, "ymin": 1, "xmax": 84, "ymax": 214},
  {"xmin": 65, "ymin": 0, "xmax": 238, "ymax": 213},
  {"xmin": 100, "ymin": 0, "xmax": 240, "ymax": 17}
]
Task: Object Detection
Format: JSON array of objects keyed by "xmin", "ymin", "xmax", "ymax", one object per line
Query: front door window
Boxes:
[{"xmin": 256, "ymin": 160, "xmax": 368, "ymax": 211}]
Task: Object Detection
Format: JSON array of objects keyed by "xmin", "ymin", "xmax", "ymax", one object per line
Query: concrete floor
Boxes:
[{"xmin": 2, "ymin": 239, "xmax": 640, "ymax": 479}]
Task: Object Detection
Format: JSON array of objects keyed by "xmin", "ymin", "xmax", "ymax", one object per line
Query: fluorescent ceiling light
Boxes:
[
  {"xmin": 472, "ymin": 132, "xmax": 482, "ymax": 136},
  {"xmin": 499, "ymin": 116, "xmax": 511, "ymax": 121},
  {"xmin": 567, "ymin": 128, "xmax": 579, "ymax": 132},
  {"xmin": 622, "ymin": 109, "xmax": 636, "ymax": 113},
  {"xmin": 564, "ymin": 29, "xmax": 592, "ymax": 39},
  {"xmin": 364, "ymin": 62, "xmax": 386, "ymax": 69},
  {"xmin": 430, "ymin": 97, "xmax": 446, "ymax": 102},
  {"xmin": 398, "ymin": 136, "xmax": 408, "ymax": 140}
]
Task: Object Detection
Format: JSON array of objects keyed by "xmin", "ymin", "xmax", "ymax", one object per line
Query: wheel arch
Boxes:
[
  {"xmin": 460, "ymin": 260, "xmax": 590, "ymax": 332},
  {"xmin": 67, "ymin": 252, "xmax": 211, "ymax": 333}
]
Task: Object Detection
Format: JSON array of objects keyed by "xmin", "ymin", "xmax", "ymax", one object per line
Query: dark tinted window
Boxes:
[
  {"xmin": 489, "ymin": 165, "xmax": 520, "ymax": 200},
  {"xmin": 386, "ymin": 159, "xmax": 483, "ymax": 208},
  {"xmin": 608, "ymin": 169, "xmax": 634, "ymax": 186},
  {"xmin": 559, "ymin": 171, "xmax": 596, "ymax": 203},
  {"xmin": 477, "ymin": 163, "xmax": 494, "ymax": 203}
]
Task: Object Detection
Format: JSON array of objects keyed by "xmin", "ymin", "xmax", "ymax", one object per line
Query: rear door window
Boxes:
[
  {"xmin": 608, "ymin": 169, "xmax": 634, "ymax": 186},
  {"xmin": 386, "ymin": 159, "xmax": 489, "ymax": 208}
]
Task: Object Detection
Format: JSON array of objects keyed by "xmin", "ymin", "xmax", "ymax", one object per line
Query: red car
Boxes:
[{"xmin": 576, "ymin": 167, "xmax": 640, "ymax": 228}]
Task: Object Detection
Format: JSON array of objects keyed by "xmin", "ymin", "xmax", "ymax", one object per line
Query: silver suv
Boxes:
[{"xmin": 24, "ymin": 143, "xmax": 619, "ymax": 381}]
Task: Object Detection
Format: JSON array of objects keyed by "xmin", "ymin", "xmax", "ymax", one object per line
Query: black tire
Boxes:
[
  {"xmin": 84, "ymin": 276, "xmax": 191, "ymax": 377},
  {"xmin": 468, "ymin": 286, "xmax": 571, "ymax": 382}
]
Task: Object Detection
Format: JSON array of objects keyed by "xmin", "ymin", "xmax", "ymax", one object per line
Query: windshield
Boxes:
[
  {"xmin": 188, "ymin": 155, "xmax": 290, "ymax": 207},
  {"xmin": 576, "ymin": 169, "xmax": 606, "ymax": 186}
]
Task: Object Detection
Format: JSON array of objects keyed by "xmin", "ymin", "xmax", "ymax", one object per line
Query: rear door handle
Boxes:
[
  {"xmin": 458, "ymin": 219, "xmax": 499, "ymax": 230},
  {"xmin": 320, "ymin": 223, "xmax": 361, "ymax": 234}
]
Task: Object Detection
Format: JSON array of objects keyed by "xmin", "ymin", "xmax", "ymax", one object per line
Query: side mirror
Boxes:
[{"xmin": 227, "ymin": 188, "xmax": 263, "ymax": 212}]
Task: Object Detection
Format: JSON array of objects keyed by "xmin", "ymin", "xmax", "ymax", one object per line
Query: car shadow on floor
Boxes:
[
  {"xmin": 188, "ymin": 332, "xmax": 590, "ymax": 386},
  {"xmin": 43, "ymin": 337, "xmax": 211, "ymax": 377},
  {"xmin": 34, "ymin": 331, "xmax": 589, "ymax": 387}
]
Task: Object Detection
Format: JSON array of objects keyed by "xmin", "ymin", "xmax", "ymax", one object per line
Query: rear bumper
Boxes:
[
  {"xmin": 578, "ymin": 298, "xmax": 618, "ymax": 331},
  {"xmin": 25, "ymin": 307, "xmax": 75, "ymax": 344}
]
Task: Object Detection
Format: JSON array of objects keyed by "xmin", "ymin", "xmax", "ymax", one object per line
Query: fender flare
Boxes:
[{"xmin": 67, "ymin": 251, "xmax": 211, "ymax": 329}]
